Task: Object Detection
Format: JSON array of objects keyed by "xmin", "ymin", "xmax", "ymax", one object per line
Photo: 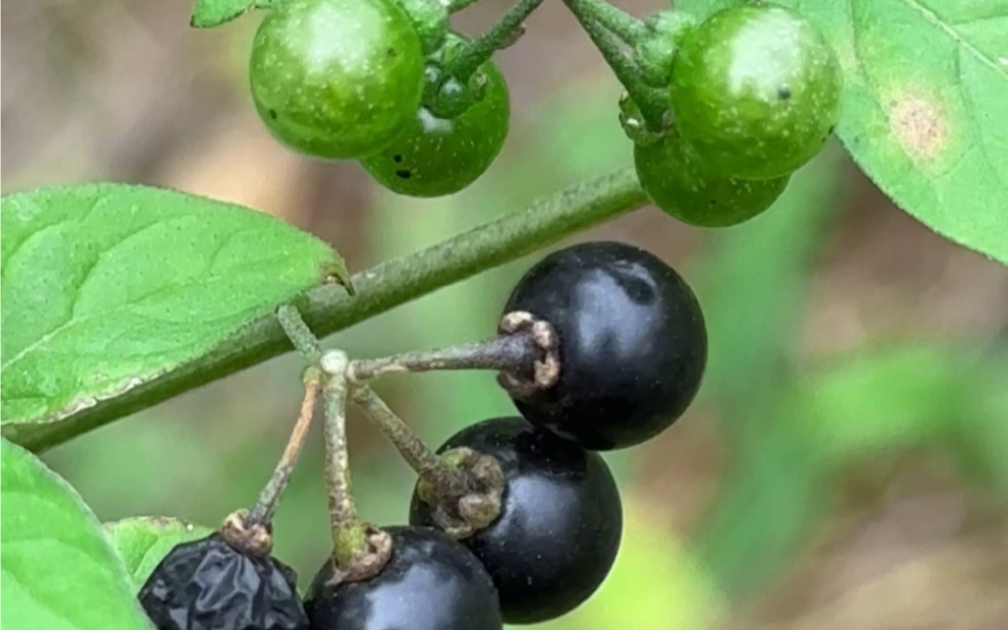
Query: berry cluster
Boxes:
[
  {"xmin": 137, "ymin": 240, "xmax": 707, "ymax": 629},
  {"xmin": 248, "ymin": 0, "xmax": 513, "ymax": 197},
  {"xmin": 629, "ymin": 3, "xmax": 842, "ymax": 226},
  {"xmin": 239, "ymin": 0, "xmax": 840, "ymax": 225},
  {"xmin": 139, "ymin": 0, "xmax": 839, "ymax": 623}
]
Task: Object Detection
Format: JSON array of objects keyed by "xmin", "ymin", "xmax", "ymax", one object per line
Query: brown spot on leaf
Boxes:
[{"xmin": 888, "ymin": 94, "xmax": 948, "ymax": 164}]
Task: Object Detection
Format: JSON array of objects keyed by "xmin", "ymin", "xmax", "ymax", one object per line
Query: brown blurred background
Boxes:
[{"xmin": 4, "ymin": 1, "xmax": 1008, "ymax": 629}]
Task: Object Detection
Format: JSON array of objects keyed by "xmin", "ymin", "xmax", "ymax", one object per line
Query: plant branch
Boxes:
[
  {"xmin": 245, "ymin": 368, "xmax": 322, "ymax": 526},
  {"xmin": 23, "ymin": 169, "xmax": 647, "ymax": 453},
  {"xmin": 451, "ymin": 0, "xmax": 547, "ymax": 80}
]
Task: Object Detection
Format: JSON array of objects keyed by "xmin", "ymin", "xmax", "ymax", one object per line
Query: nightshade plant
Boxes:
[{"xmin": 1, "ymin": 0, "xmax": 1006, "ymax": 629}]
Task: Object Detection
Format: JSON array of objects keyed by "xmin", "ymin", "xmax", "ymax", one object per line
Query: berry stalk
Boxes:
[
  {"xmin": 244, "ymin": 367, "xmax": 323, "ymax": 526},
  {"xmin": 450, "ymin": 0, "xmax": 547, "ymax": 80},
  {"xmin": 350, "ymin": 384, "xmax": 506, "ymax": 538},
  {"xmin": 348, "ymin": 328, "xmax": 547, "ymax": 382},
  {"xmin": 562, "ymin": 0, "xmax": 667, "ymax": 128},
  {"xmin": 276, "ymin": 304, "xmax": 322, "ymax": 365},
  {"xmin": 319, "ymin": 351, "xmax": 371, "ymax": 568},
  {"xmin": 349, "ymin": 384, "xmax": 462, "ymax": 487}
]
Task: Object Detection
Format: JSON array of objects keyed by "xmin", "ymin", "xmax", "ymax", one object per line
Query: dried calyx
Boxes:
[{"xmin": 415, "ymin": 446, "xmax": 507, "ymax": 539}]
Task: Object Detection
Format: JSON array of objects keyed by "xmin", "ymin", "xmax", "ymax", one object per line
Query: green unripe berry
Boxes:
[
  {"xmin": 670, "ymin": 4, "xmax": 842, "ymax": 180},
  {"xmin": 362, "ymin": 37, "xmax": 510, "ymax": 198},
  {"xmin": 635, "ymin": 131, "xmax": 789, "ymax": 227},
  {"xmin": 249, "ymin": 0, "xmax": 425, "ymax": 160}
]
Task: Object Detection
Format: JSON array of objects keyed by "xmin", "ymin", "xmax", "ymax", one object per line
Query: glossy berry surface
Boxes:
[
  {"xmin": 304, "ymin": 526, "xmax": 502, "ymax": 630},
  {"xmin": 361, "ymin": 37, "xmax": 510, "ymax": 197},
  {"xmin": 138, "ymin": 534, "xmax": 308, "ymax": 630},
  {"xmin": 670, "ymin": 4, "xmax": 842, "ymax": 180},
  {"xmin": 634, "ymin": 131, "xmax": 789, "ymax": 226},
  {"xmin": 503, "ymin": 241, "xmax": 707, "ymax": 450},
  {"xmin": 410, "ymin": 417, "xmax": 622, "ymax": 624},
  {"xmin": 249, "ymin": 0, "xmax": 424, "ymax": 160}
]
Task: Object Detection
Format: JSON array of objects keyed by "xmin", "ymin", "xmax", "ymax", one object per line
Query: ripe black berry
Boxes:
[
  {"xmin": 138, "ymin": 534, "xmax": 308, "ymax": 630},
  {"xmin": 304, "ymin": 526, "xmax": 502, "ymax": 630},
  {"xmin": 502, "ymin": 241, "xmax": 707, "ymax": 450},
  {"xmin": 409, "ymin": 417, "xmax": 623, "ymax": 624}
]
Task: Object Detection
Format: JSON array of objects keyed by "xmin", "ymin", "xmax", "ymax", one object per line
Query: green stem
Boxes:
[
  {"xmin": 446, "ymin": 0, "xmax": 482, "ymax": 13},
  {"xmin": 451, "ymin": 0, "xmax": 547, "ymax": 80},
  {"xmin": 276, "ymin": 304, "xmax": 322, "ymax": 365},
  {"xmin": 321, "ymin": 352, "xmax": 370, "ymax": 568},
  {"xmin": 564, "ymin": 0, "xmax": 667, "ymax": 128},
  {"xmin": 566, "ymin": 0, "xmax": 646, "ymax": 43},
  {"xmin": 245, "ymin": 368, "xmax": 323, "ymax": 526},
  {"xmin": 22, "ymin": 169, "xmax": 647, "ymax": 453}
]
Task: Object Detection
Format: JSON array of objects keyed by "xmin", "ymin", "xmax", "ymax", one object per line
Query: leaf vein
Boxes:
[{"xmin": 900, "ymin": 0, "xmax": 1007, "ymax": 79}]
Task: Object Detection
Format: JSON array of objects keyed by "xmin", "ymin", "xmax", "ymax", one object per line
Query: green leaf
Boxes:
[
  {"xmin": 0, "ymin": 439, "xmax": 153, "ymax": 630},
  {"xmin": 191, "ymin": 0, "xmax": 273, "ymax": 28},
  {"xmin": 770, "ymin": 0, "xmax": 1008, "ymax": 264},
  {"xmin": 1, "ymin": 183, "xmax": 348, "ymax": 449},
  {"xmin": 104, "ymin": 517, "xmax": 216, "ymax": 591}
]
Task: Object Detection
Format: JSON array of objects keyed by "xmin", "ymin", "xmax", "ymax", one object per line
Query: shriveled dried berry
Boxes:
[{"xmin": 138, "ymin": 534, "xmax": 308, "ymax": 630}]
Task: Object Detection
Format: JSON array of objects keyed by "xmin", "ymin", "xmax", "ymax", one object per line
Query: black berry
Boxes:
[
  {"xmin": 410, "ymin": 417, "xmax": 623, "ymax": 624},
  {"xmin": 138, "ymin": 534, "xmax": 308, "ymax": 630},
  {"xmin": 304, "ymin": 526, "xmax": 502, "ymax": 630},
  {"xmin": 502, "ymin": 241, "xmax": 707, "ymax": 450}
]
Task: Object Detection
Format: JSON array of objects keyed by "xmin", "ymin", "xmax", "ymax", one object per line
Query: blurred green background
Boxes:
[{"xmin": 4, "ymin": 1, "xmax": 1007, "ymax": 628}]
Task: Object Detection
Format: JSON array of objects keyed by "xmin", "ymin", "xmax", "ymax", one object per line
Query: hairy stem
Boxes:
[
  {"xmin": 276, "ymin": 304, "xmax": 322, "ymax": 364},
  {"xmin": 245, "ymin": 369, "xmax": 322, "ymax": 526},
  {"xmin": 563, "ymin": 0, "xmax": 667, "ymax": 127},
  {"xmin": 566, "ymin": 0, "xmax": 646, "ymax": 42},
  {"xmin": 349, "ymin": 384, "xmax": 457, "ymax": 485},
  {"xmin": 321, "ymin": 352, "xmax": 370, "ymax": 568},
  {"xmin": 349, "ymin": 333, "xmax": 539, "ymax": 382},
  {"xmin": 25, "ymin": 169, "xmax": 647, "ymax": 453},
  {"xmin": 451, "ymin": 0, "xmax": 547, "ymax": 80}
]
